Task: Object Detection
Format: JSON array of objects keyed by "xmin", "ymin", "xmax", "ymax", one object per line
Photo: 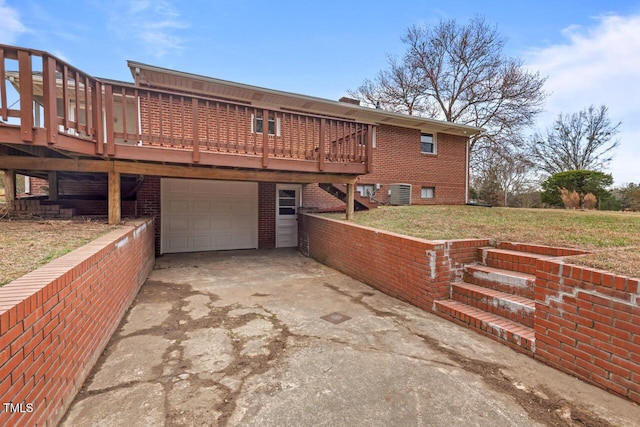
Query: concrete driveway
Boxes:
[{"xmin": 62, "ymin": 249, "xmax": 639, "ymax": 427}]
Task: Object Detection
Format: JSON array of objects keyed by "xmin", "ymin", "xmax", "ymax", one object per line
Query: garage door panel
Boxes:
[
  {"xmin": 192, "ymin": 201, "xmax": 212, "ymax": 214},
  {"xmin": 165, "ymin": 180, "xmax": 189, "ymax": 194},
  {"xmin": 162, "ymin": 179, "xmax": 258, "ymax": 254},
  {"xmin": 168, "ymin": 218, "xmax": 189, "ymax": 232},
  {"xmin": 192, "ymin": 218, "xmax": 212, "ymax": 231},
  {"xmin": 213, "ymin": 233, "xmax": 233, "ymax": 247},
  {"xmin": 232, "ymin": 216, "xmax": 254, "ymax": 229},
  {"xmin": 234, "ymin": 200, "xmax": 254, "ymax": 211},
  {"xmin": 193, "ymin": 236, "xmax": 212, "ymax": 250},
  {"xmin": 168, "ymin": 200, "xmax": 189, "ymax": 214},
  {"xmin": 212, "ymin": 201, "xmax": 233, "ymax": 213},
  {"xmin": 191, "ymin": 180, "xmax": 213, "ymax": 194},
  {"xmin": 167, "ymin": 236, "xmax": 189, "ymax": 251},
  {"xmin": 212, "ymin": 217, "xmax": 233, "ymax": 229}
]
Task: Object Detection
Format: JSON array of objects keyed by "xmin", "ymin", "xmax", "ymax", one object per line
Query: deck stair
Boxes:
[
  {"xmin": 318, "ymin": 183, "xmax": 376, "ymax": 211},
  {"xmin": 434, "ymin": 246, "xmax": 550, "ymax": 354}
]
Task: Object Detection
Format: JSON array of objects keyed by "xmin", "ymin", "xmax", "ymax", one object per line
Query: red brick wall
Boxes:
[
  {"xmin": 27, "ymin": 177, "xmax": 48, "ymax": 196},
  {"xmin": 302, "ymin": 125, "xmax": 470, "ymax": 208},
  {"xmin": 302, "ymin": 183, "xmax": 345, "ymax": 212},
  {"xmin": 259, "ymin": 182, "xmax": 276, "ymax": 249},
  {"xmin": 0, "ymin": 219, "xmax": 154, "ymax": 426},
  {"xmin": 363, "ymin": 126, "xmax": 468, "ymax": 205},
  {"xmin": 136, "ymin": 176, "xmax": 161, "ymax": 254},
  {"xmin": 535, "ymin": 259, "xmax": 640, "ymax": 403},
  {"xmin": 299, "ymin": 213, "xmax": 488, "ymax": 311}
]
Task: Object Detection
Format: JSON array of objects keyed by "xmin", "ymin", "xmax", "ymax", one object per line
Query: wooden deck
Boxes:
[{"xmin": 0, "ymin": 44, "xmax": 373, "ymax": 176}]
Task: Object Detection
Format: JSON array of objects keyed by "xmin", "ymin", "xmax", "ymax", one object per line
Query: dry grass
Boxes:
[
  {"xmin": 0, "ymin": 219, "xmax": 113, "ymax": 286},
  {"xmin": 328, "ymin": 206, "xmax": 640, "ymax": 278}
]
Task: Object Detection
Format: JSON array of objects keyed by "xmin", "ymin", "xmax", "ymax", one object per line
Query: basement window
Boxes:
[
  {"xmin": 420, "ymin": 133, "xmax": 436, "ymax": 154},
  {"xmin": 421, "ymin": 187, "xmax": 435, "ymax": 199},
  {"xmin": 357, "ymin": 184, "xmax": 375, "ymax": 198}
]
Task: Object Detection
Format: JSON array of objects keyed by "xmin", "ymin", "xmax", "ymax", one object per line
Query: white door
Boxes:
[
  {"xmin": 161, "ymin": 179, "xmax": 258, "ymax": 253},
  {"xmin": 276, "ymin": 184, "xmax": 301, "ymax": 248}
]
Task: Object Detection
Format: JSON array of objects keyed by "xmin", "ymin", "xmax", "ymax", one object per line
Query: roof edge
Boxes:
[{"xmin": 127, "ymin": 61, "xmax": 484, "ymax": 137}]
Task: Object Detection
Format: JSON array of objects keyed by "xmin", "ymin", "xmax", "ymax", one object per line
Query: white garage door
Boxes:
[{"xmin": 161, "ymin": 179, "xmax": 258, "ymax": 254}]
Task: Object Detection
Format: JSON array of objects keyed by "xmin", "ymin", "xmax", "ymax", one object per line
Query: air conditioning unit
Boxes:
[{"xmin": 388, "ymin": 183, "xmax": 412, "ymax": 206}]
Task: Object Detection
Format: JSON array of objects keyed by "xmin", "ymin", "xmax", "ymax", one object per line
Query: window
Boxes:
[
  {"xmin": 251, "ymin": 113, "xmax": 280, "ymax": 136},
  {"xmin": 421, "ymin": 187, "xmax": 435, "ymax": 199},
  {"xmin": 357, "ymin": 184, "xmax": 375, "ymax": 198},
  {"xmin": 420, "ymin": 133, "xmax": 436, "ymax": 154}
]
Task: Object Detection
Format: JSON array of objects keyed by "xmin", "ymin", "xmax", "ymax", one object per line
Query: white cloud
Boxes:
[
  {"xmin": 0, "ymin": 0, "xmax": 27, "ymax": 44},
  {"xmin": 112, "ymin": 0, "xmax": 188, "ymax": 58},
  {"xmin": 526, "ymin": 14, "xmax": 640, "ymax": 185}
]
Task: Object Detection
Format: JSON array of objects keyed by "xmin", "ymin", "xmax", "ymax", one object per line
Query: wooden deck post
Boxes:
[
  {"xmin": 3, "ymin": 170, "xmax": 16, "ymax": 203},
  {"xmin": 346, "ymin": 182, "xmax": 355, "ymax": 220},
  {"xmin": 105, "ymin": 85, "xmax": 115, "ymax": 156},
  {"xmin": 47, "ymin": 171, "xmax": 58, "ymax": 201},
  {"xmin": 366, "ymin": 124, "xmax": 374, "ymax": 173},
  {"xmin": 42, "ymin": 55, "xmax": 58, "ymax": 145},
  {"xmin": 192, "ymin": 98, "xmax": 200, "ymax": 163},
  {"xmin": 319, "ymin": 119, "xmax": 326, "ymax": 171},
  {"xmin": 262, "ymin": 109, "xmax": 269, "ymax": 168},
  {"xmin": 17, "ymin": 51, "xmax": 34, "ymax": 142},
  {"xmin": 108, "ymin": 168, "xmax": 121, "ymax": 225}
]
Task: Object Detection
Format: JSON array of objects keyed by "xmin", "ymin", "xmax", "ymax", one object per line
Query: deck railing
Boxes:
[{"xmin": 0, "ymin": 44, "xmax": 373, "ymax": 173}]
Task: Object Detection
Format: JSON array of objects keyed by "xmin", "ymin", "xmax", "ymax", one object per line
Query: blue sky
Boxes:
[{"xmin": 2, "ymin": 0, "xmax": 639, "ymax": 184}]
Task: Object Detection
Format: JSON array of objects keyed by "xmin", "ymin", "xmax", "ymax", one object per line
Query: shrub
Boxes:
[
  {"xmin": 559, "ymin": 187, "xmax": 580, "ymax": 209},
  {"xmin": 541, "ymin": 170, "xmax": 613, "ymax": 208},
  {"xmin": 583, "ymin": 193, "xmax": 597, "ymax": 210}
]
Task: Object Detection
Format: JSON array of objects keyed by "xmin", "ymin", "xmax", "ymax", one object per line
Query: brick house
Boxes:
[{"xmin": 1, "ymin": 44, "xmax": 481, "ymax": 255}]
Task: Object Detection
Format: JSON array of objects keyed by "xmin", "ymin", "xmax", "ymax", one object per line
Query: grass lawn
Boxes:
[
  {"xmin": 0, "ymin": 219, "xmax": 114, "ymax": 286},
  {"xmin": 330, "ymin": 206, "xmax": 640, "ymax": 278}
]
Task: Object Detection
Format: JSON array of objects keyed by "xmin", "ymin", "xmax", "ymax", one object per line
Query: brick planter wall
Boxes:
[
  {"xmin": 535, "ymin": 259, "xmax": 640, "ymax": 403},
  {"xmin": 298, "ymin": 213, "xmax": 489, "ymax": 311},
  {"xmin": 0, "ymin": 219, "xmax": 155, "ymax": 426}
]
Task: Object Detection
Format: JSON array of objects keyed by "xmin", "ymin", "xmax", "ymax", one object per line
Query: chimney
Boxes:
[{"xmin": 338, "ymin": 96, "xmax": 360, "ymax": 106}]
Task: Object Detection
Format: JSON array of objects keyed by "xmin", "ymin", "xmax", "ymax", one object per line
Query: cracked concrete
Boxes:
[{"xmin": 62, "ymin": 249, "xmax": 640, "ymax": 427}]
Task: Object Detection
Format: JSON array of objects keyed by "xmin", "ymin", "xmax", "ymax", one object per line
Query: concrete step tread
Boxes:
[
  {"xmin": 465, "ymin": 264, "xmax": 536, "ymax": 281},
  {"xmin": 451, "ymin": 282, "xmax": 536, "ymax": 309},
  {"xmin": 434, "ymin": 299, "xmax": 535, "ymax": 340},
  {"xmin": 480, "ymin": 247, "xmax": 550, "ymax": 259}
]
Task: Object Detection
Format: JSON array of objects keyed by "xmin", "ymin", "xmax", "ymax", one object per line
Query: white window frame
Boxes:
[
  {"xmin": 420, "ymin": 132, "xmax": 437, "ymax": 154},
  {"xmin": 251, "ymin": 113, "xmax": 280, "ymax": 136},
  {"xmin": 421, "ymin": 186, "xmax": 435, "ymax": 199},
  {"xmin": 357, "ymin": 184, "xmax": 375, "ymax": 198}
]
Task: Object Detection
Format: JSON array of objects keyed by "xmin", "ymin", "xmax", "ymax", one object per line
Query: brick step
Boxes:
[
  {"xmin": 451, "ymin": 282, "xmax": 535, "ymax": 327},
  {"xmin": 480, "ymin": 247, "xmax": 550, "ymax": 275},
  {"xmin": 434, "ymin": 299, "xmax": 535, "ymax": 354},
  {"xmin": 464, "ymin": 264, "xmax": 535, "ymax": 299}
]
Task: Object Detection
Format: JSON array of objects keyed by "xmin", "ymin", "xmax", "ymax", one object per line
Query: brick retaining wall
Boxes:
[
  {"xmin": 0, "ymin": 219, "xmax": 154, "ymax": 426},
  {"xmin": 298, "ymin": 213, "xmax": 489, "ymax": 311},
  {"xmin": 535, "ymin": 259, "xmax": 640, "ymax": 403},
  {"xmin": 300, "ymin": 213, "xmax": 640, "ymax": 404}
]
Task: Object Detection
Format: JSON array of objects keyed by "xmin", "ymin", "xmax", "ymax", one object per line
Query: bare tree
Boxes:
[
  {"xmin": 529, "ymin": 105, "xmax": 621, "ymax": 175},
  {"xmin": 474, "ymin": 146, "xmax": 535, "ymax": 206},
  {"xmin": 350, "ymin": 16, "xmax": 547, "ymax": 155},
  {"xmin": 349, "ymin": 57, "xmax": 432, "ymax": 116}
]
